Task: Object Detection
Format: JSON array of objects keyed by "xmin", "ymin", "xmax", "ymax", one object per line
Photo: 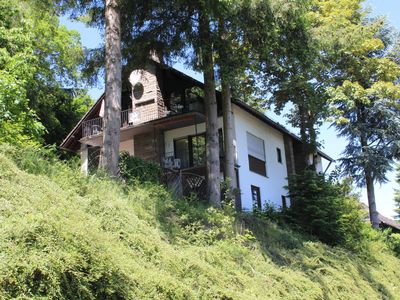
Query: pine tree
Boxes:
[
  {"xmin": 395, "ymin": 165, "xmax": 400, "ymax": 220},
  {"xmin": 328, "ymin": 16, "xmax": 400, "ymax": 228}
]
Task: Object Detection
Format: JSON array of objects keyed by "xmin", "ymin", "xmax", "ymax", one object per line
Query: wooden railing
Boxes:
[{"xmin": 161, "ymin": 169, "xmax": 207, "ymax": 200}]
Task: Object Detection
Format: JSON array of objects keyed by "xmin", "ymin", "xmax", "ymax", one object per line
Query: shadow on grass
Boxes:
[
  {"xmin": 152, "ymin": 194, "xmax": 395, "ymax": 299},
  {"xmin": 238, "ymin": 213, "xmax": 395, "ymax": 299}
]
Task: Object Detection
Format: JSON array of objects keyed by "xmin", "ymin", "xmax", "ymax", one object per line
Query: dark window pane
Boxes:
[
  {"xmin": 277, "ymin": 148, "xmax": 282, "ymax": 163},
  {"xmin": 174, "ymin": 138, "xmax": 190, "ymax": 168},
  {"xmin": 248, "ymin": 155, "xmax": 266, "ymax": 176},
  {"xmin": 251, "ymin": 185, "xmax": 261, "ymax": 209}
]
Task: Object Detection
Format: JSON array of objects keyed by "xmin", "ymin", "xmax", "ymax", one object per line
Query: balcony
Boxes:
[{"xmin": 82, "ymin": 109, "xmax": 141, "ymax": 137}]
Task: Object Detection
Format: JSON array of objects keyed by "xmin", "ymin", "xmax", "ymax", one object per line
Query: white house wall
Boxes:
[{"xmin": 233, "ymin": 104, "xmax": 288, "ymax": 210}]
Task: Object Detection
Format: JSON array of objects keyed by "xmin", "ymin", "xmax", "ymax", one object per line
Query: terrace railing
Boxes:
[{"xmin": 82, "ymin": 109, "xmax": 142, "ymax": 137}]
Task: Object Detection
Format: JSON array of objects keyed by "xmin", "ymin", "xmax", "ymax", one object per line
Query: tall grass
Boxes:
[{"xmin": 0, "ymin": 145, "xmax": 399, "ymax": 299}]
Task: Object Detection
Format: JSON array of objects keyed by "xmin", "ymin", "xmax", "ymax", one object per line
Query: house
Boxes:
[{"xmin": 60, "ymin": 61, "xmax": 333, "ymax": 211}]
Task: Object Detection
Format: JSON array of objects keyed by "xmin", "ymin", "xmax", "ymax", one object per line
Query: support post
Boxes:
[{"xmin": 80, "ymin": 143, "xmax": 89, "ymax": 176}]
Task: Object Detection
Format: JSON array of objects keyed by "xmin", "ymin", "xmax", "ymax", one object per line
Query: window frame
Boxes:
[
  {"xmin": 247, "ymin": 132, "xmax": 267, "ymax": 176},
  {"xmin": 277, "ymin": 147, "xmax": 282, "ymax": 164},
  {"xmin": 173, "ymin": 132, "xmax": 206, "ymax": 168},
  {"xmin": 251, "ymin": 185, "xmax": 262, "ymax": 210}
]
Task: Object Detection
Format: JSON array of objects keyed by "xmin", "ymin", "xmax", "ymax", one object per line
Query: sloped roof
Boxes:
[
  {"xmin": 60, "ymin": 61, "xmax": 334, "ymax": 162},
  {"xmin": 378, "ymin": 213, "xmax": 400, "ymax": 231}
]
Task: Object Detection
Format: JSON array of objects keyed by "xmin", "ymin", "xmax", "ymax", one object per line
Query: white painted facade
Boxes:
[
  {"xmin": 233, "ymin": 104, "xmax": 288, "ymax": 210},
  {"xmin": 163, "ymin": 107, "xmax": 289, "ymax": 211}
]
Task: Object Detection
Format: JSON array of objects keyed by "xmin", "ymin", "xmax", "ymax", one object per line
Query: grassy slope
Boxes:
[{"xmin": 0, "ymin": 147, "xmax": 399, "ymax": 299}]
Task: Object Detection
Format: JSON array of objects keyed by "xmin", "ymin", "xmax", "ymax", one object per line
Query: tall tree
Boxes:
[
  {"xmin": 216, "ymin": 6, "xmax": 239, "ymax": 207},
  {"xmin": 57, "ymin": 0, "xmax": 125, "ymax": 176},
  {"xmin": 328, "ymin": 18, "xmax": 400, "ymax": 228},
  {"xmin": 99, "ymin": 0, "xmax": 122, "ymax": 177},
  {"xmin": 261, "ymin": 0, "xmax": 327, "ymax": 168},
  {"xmin": 395, "ymin": 165, "xmax": 400, "ymax": 220},
  {"xmin": 0, "ymin": 0, "xmax": 88, "ymax": 146},
  {"xmin": 199, "ymin": 2, "xmax": 221, "ymax": 207}
]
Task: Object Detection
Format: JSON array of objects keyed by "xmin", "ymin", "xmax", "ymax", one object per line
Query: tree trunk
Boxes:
[
  {"xmin": 100, "ymin": 0, "xmax": 122, "ymax": 177},
  {"xmin": 360, "ymin": 129, "xmax": 380, "ymax": 229},
  {"xmin": 366, "ymin": 172, "xmax": 380, "ymax": 229},
  {"xmin": 218, "ymin": 18, "xmax": 238, "ymax": 208},
  {"xmin": 299, "ymin": 104, "xmax": 310, "ymax": 169},
  {"xmin": 221, "ymin": 78, "xmax": 238, "ymax": 207},
  {"xmin": 199, "ymin": 12, "xmax": 221, "ymax": 208}
]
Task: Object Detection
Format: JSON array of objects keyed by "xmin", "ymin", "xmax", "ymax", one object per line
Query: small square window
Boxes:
[
  {"xmin": 277, "ymin": 148, "xmax": 282, "ymax": 164},
  {"xmin": 251, "ymin": 185, "xmax": 261, "ymax": 210}
]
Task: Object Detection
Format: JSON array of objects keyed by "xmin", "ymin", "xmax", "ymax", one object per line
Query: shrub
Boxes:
[
  {"xmin": 252, "ymin": 201, "xmax": 282, "ymax": 223},
  {"xmin": 388, "ymin": 233, "xmax": 400, "ymax": 257},
  {"xmin": 118, "ymin": 152, "xmax": 162, "ymax": 184},
  {"xmin": 286, "ymin": 170, "xmax": 368, "ymax": 249}
]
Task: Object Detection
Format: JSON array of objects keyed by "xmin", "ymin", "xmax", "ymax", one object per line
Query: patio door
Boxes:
[{"xmin": 174, "ymin": 133, "xmax": 206, "ymax": 169}]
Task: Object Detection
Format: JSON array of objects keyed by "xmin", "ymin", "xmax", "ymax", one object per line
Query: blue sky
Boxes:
[{"xmin": 60, "ymin": 0, "xmax": 400, "ymax": 217}]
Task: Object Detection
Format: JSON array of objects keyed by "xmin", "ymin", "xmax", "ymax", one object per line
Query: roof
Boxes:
[
  {"xmin": 60, "ymin": 94, "xmax": 104, "ymax": 151},
  {"xmin": 361, "ymin": 203, "xmax": 400, "ymax": 231},
  {"xmin": 378, "ymin": 213, "xmax": 400, "ymax": 231},
  {"xmin": 60, "ymin": 61, "xmax": 334, "ymax": 162}
]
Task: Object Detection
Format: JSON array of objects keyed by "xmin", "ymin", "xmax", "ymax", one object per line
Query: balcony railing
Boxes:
[{"xmin": 82, "ymin": 109, "xmax": 142, "ymax": 137}]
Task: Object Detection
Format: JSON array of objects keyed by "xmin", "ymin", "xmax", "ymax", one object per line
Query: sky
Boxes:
[{"xmin": 59, "ymin": 0, "xmax": 400, "ymax": 218}]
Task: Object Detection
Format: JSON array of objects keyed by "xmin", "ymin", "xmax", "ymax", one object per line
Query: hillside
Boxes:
[{"xmin": 0, "ymin": 146, "xmax": 400, "ymax": 299}]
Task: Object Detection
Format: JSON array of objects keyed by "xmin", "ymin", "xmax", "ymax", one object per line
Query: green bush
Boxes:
[
  {"xmin": 388, "ymin": 233, "xmax": 400, "ymax": 257},
  {"xmin": 118, "ymin": 152, "xmax": 162, "ymax": 184},
  {"xmin": 286, "ymin": 171, "xmax": 368, "ymax": 250}
]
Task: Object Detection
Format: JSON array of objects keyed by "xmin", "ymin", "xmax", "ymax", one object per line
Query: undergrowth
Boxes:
[{"xmin": 0, "ymin": 145, "xmax": 400, "ymax": 299}]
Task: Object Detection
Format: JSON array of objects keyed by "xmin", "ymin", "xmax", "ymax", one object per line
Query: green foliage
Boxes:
[
  {"xmin": 395, "ymin": 164, "xmax": 400, "ymax": 219},
  {"xmin": 286, "ymin": 170, "xmax": 368, "ymax": 249},
  {"xmin": 323, "ymin": 2, "xmax": 400, "ymax": 186},
  {"xmin": 252, "ymin": 201, "xmax": 283, "ymax": 223},
  {"xmin": 387, "ymin": 233, "xmax": 400, "ymax": 257},
  {"xmin": 1, "ymin": 145, "xmax": 400, "ymax": 299},
  {"xmin": 118, "ymin": 152, "xmax": 162, "ymax": 184},
  {"xmin": 0, "ymin": 0, "xmax": 45, "ymax": 146},
  {"xmin": 0, "ymin": 0, "xmax": 89, "ymax": 146}
]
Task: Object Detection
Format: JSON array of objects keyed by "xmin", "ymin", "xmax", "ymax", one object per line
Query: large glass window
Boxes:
[
  {"xmin": 174, "ymin": 133, "xmax": 206, "ymax": 169},
  {"xmin": 247, "ymin": 132, "xmax": 266, "ymax": 176}
]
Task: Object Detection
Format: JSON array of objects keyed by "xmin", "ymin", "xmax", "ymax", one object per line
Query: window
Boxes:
[
  {"xmin": 174, "ymin": 133, "xmax": 206, "ymax": 169},
  {"xmin": 251, "ymin": 185, "xmax": 261, "ymax": 210},
  {"xmin": 247, "ymin": 132, "xmax": 266, "ymax": 176},
  {"xmin": 281, "ymin": 195, "xmax": 287, "ymax": 209},
  {"xmin": 277, "ymin": 147, "xmax": 282, "ymax": 163},
  {"xmin": 174, "ymin": 138, "xmax": 190, "ymax": 168}
]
